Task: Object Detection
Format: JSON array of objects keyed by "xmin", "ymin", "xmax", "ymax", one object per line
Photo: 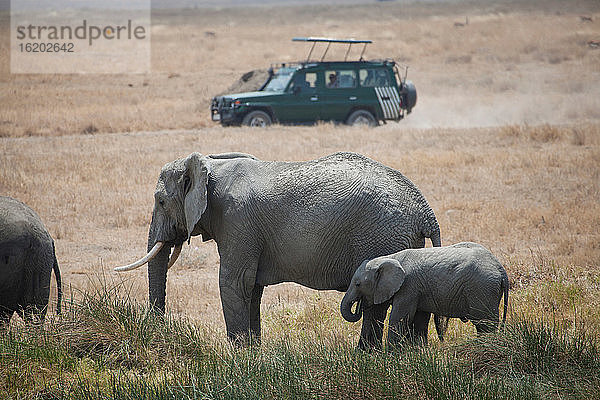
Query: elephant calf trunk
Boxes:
[{"xmin": 341, "ymin": 297, "xmax": 362, "ymax": 323}]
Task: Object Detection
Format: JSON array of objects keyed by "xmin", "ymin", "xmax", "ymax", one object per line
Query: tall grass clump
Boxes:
[
  {"xmin": 453, "ymin": 316, "xmax": 600, "ymax": 399},
  {"xmin": 1, "ymin": 280, "xmax": 599, "ymax": 399}
]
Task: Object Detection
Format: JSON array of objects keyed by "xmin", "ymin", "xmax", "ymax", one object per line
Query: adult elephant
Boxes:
[
  {"xmin": 116, "ymin": 152, "xmax": 441, "ymax": 348},
  {"xmin": 0, "ymin": 196, "xmax": 62, "ymax": 326}
]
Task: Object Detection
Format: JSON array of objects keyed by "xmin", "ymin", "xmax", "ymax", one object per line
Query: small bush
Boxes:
[{"xmin": 81, "ymin": 124, "xmax": 99, "ymax": 135}]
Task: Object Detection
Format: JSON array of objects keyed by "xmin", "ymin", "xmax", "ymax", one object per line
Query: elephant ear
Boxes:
[
  {"xmin": 183, "ymin": 153, "xmax": 210, "ymax": 243},
  {"xmin": 370, "ymin": 258, "xmax": 406, "ymax": 305}
]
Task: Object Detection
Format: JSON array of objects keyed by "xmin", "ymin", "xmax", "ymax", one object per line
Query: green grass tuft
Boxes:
[{"xmin": 1, "ymin": 281, "xmax": 599, "ymax": 399}]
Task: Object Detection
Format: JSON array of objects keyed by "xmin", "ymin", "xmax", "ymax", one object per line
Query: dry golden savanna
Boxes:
[
  {"xmin": 0, "ymin": 0, "xmax": 599, "ymax": 341},
  {"xmin": 1, "ymin": 0, "xmax": 599, "ymax": 136}
]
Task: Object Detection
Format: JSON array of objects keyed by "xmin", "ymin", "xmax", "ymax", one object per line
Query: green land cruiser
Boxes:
[{"xmin": 210, "ymin": 37, "xmax": 417, "ymax": 127}]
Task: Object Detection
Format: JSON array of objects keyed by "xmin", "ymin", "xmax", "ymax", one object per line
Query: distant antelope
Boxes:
[{"xmin": 580, "ymin": 15, "xmax": 593, "ymax": 22}]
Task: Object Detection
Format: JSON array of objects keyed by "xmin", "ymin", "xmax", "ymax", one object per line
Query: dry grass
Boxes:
[
  {"xmin": 1, "ymin": 1, "xmax": 599, "ymax": 136},
  {"xmin": 1, "ymin": 122, "xmax": 599, "ymax": 337},
  {"xmin": 0, "ymin": 0, "xmax": 599, "ymax": 344}
]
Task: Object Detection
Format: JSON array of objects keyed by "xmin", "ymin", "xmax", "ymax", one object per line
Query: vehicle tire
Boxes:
[
  {"xmin": 242, "ymin": 110, "xmax": 272, "ymax": 127},
  {"xmin": 346, "ymin": 109, "xmax": 378, "ymax": 127}
]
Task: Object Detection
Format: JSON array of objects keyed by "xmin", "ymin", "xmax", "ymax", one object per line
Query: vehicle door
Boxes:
[
  {"xmin": 318, "ymin": 68, "xmax": 358, "ymax": 121},
  {"xmin": 359, "ymin": 67, "xmax": 401, "ymax": 120},
  {"xmin": 272, "ymin": 70, "xmax": 321, "ymax": 122}
]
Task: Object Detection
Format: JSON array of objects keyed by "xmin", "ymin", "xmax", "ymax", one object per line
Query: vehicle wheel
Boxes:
[
  {"xmin": 242, "ymin": 110, "xmax": 272, "ymax": 127},
  {"xmin": 346, "ymin": 109, "xmax": 378, "ymax": 127}
]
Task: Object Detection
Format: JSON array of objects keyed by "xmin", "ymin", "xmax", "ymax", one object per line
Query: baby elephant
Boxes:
[
  {"xmin": 0, "ymin": 196, "xmax": 62, "ymax": 326},
  {"xmin": 341, "ymin": 242, "xmax": 508, "ymax": 344}
]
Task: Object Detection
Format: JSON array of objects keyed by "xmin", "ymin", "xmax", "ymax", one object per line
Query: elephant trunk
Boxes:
[
  {"xmin": 340, "ymin": 291, "xmax": 363, "ymax": 323},
  {"xmin": 147, "ymin": 239, "xmax": 171, "ymax": 313},
  {"xmin": 145, "ymin": 212, "xmax": 173, "ymax": 313}
]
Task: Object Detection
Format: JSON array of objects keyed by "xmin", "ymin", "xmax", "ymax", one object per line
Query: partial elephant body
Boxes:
[
  {"xmin": 120, "ymin": 151, "xmax": 441, "ymax": 348},
  {"xmin": 207, "ymin": 154, "xmax": 438, "ymax": 291},
  {"xmin": 342, "ymin": 242, "xmax": 509, "ymax": 343},
  {"xmin": 0, "ymin": 196, "xmax": 62, "ymax": 325}
]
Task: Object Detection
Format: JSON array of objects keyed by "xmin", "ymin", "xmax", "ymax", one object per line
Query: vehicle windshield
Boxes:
[{"xmin": 263, "ymin": 68, "xmax": 295, "ymax": 92}]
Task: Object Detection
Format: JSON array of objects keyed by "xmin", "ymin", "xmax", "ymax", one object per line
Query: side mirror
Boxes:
[{"xmin": 292, "ymin": 86, "xmax": 301, "ymax": 95}]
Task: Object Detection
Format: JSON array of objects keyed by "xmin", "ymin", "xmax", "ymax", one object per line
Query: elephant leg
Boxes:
[
  {"xmin": 388, "ymin": 312, "xmax": 428, "ymax": 348},
  {"xmin": 17, "ymin": 304, "xmax": 45, "ymax": 326},
  {"xmin": 411, "ymin": 311, "xmax": 431, "ymax": 346},
  {"xmin": 218, "ymin": 253, "xmax": 259, "ymax": 346},
  {"xmin": 388, "ymin": 315, "xmax": 401, "ymax": 346},
  {"xmin": 219, "ymin": 282, "xmax": 251, "ymax": 345},
  {"xmin": 20, "ymin": 272, "xmax": 50, "ymax": 326},
  {"xmin": 388, "ymin": 318, "xmax": 413, "ymax": 349},
  {"xmin": 358, "ymin": 303, "xmax": 388, "ymax": 351},
  {"xmin": 391, "ymin": 314, "xmax": 427, "ymax": 347},
  {"xmin": 473, "ymin": 318, "xmax": 499, "ymax": 335},
  {"xmin": 472, "ymin": 306, "xmax": 500, "ymax": 335},
  {"xmin": 249, "ymin": 284, "xmax": 264, "ymax": 344},
  {"xmin": 434, "ymin": 315, "xmax": 449, "ymax": 342},
  {"xmin": 387, "ymin": 296, "xmax": 419, "ymax": 348}
]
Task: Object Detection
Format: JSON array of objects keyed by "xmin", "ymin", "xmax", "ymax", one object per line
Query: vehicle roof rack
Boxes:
[{"xmin": 292, "ymin": 37, "xmax": 373, "ymax": 62}]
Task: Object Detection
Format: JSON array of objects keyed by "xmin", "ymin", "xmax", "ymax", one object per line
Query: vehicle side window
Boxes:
[
  {"xmin": 325, "ymin": 70, "xmax": 357, "ymax": 89},
  {"xmin": 291, "ymin": 72, "xmax": 318, "ymax": 92},
  {"xmin": 359, "ymin": 68, "xmax": 390, "ymax": 87},
  {"xmin": 304, "ymin": 72, "xmax": 317, "ymax": 88}
]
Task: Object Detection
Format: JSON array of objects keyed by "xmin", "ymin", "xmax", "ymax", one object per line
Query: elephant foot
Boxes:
[
  {"xmin": 228, "ymin": 331, "xmax": 251, "ymax": 347},
  {"xmin": 227, "ymin": 329, "xmax": 262, "ymax": 347},
  {"xmin": 357, "ymin": 336, "xmax": 383, "ymax": 352},
  {"xmin": 434, "ymin": 314, "xmax": 449, "ymax": 342}
]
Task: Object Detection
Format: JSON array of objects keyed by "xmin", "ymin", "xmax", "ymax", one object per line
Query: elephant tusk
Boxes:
[
  {"xmin": 167, "ymin": 244, "xmax": 182, "ymax": 269},
  {"xmin": 114, "ymin": 241, "xmax": 164, "ymax": 272}
]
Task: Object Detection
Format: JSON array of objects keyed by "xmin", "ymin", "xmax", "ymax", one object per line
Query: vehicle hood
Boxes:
[{"xmin": 216, "ymin": 91, "xmax": 282, "ymax": 100}]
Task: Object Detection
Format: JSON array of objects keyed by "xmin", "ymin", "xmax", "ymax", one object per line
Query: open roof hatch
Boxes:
[{"xmin": 292, "ymin": 37, "xmax": 372, "ymax": 63}]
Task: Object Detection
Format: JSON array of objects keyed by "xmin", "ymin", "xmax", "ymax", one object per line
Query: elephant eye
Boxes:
[{"xmin": 158, "ymin": 199, "xmax": 165, "ymax": 207}]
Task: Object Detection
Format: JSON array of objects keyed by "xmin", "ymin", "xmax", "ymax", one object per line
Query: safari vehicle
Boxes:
[{"xmin": 210, "ymin": 37, "xmax": 417, "ymax": 127}]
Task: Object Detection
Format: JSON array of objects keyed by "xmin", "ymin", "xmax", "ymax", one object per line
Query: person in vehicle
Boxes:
[{"xmin": 327, "ymin": 73, "xmax": 338, "ymax": 88}]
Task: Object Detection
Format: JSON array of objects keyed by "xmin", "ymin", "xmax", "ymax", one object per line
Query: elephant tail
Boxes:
[
  {"xmin": 52, "ymin": 244, "xmax": 62, "ymax": 316},
  {"xmin": 429, "ymin": 229, "xmax": 441, "ymax": 248},
  {"xmin": 500, "ymin": 272, "xmax": 509, "ymax": 331}
]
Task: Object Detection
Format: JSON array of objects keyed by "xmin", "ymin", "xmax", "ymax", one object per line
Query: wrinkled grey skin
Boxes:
[
  {"xmin": 0, "ymin": 196, "xmax": 62, "ymax": 326},
  {"xmin": 146, "ymin": 151, "xmax": 440, "ymax": 348},
  {"xmin": 341, "ymin": 242, "xmax": 509, "ymax": 345}
]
